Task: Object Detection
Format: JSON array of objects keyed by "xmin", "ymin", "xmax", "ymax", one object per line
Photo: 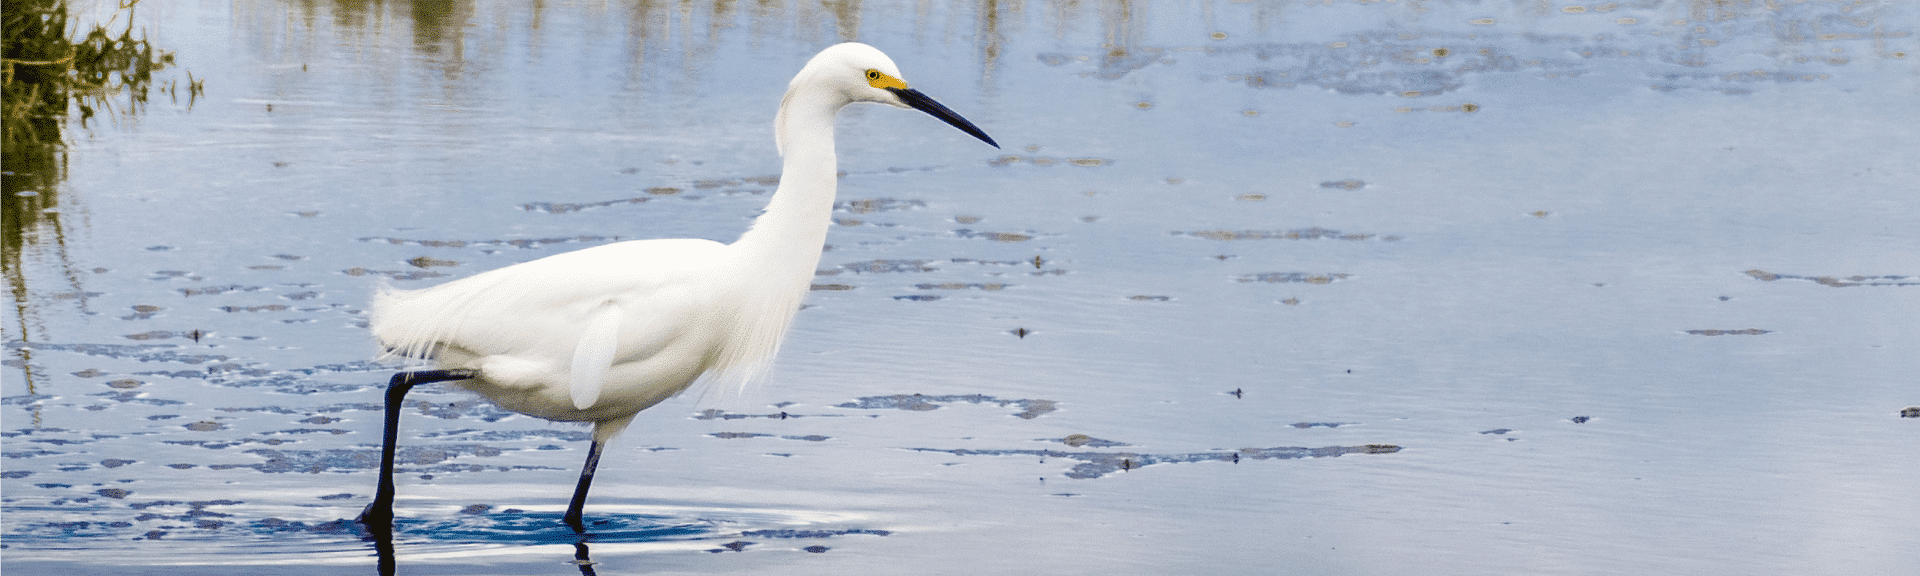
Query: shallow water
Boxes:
[{"xmin": 5, "ymin": 1, "xmax": 1918, "ymax": 574}]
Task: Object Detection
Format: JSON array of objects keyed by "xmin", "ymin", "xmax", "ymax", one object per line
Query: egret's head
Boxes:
[{"xmin": 797, "ymin": 42, "xmax": 999, "ymax": 148}]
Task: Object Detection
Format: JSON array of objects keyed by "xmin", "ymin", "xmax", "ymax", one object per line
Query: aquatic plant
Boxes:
[
  {"xmin": 4, "ymin": 0, "xmax": 178, "ymax": 131},
  {"xmin": 3, "ymin": 0, "xmax": 185, "ymax": 390}
]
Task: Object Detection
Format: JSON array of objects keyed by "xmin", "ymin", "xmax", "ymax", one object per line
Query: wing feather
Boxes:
[
  {"xmin": 569, "ymin": 301, "xmax": 622, "ymax": 409},
  {"xmin": 370, "ymin": 239, "xmax": 729, "ymax": 383}
]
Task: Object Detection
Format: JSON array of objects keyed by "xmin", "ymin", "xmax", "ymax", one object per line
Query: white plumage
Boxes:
[
  {"xmin": 357, "ymin": 42, "xmax": 998, "ymax": 535},
  {"xmin": 371, "ymin": 238, "xmax": 753, "ymax": 435}
]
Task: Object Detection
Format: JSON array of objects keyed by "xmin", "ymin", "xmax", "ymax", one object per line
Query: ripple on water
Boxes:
[
  {"xmin": 5, "ymin": 494, "xmax": 886, "ymax": 562},
  {"xmin": 397, "ymin": 510, "xmax": 709, "ymax": 544},
  {"xmin": 910, "ymin": 443, "xmax": 1401, "ymax": 479}
]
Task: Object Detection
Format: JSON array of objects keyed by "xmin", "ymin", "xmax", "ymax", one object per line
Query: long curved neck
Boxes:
[
  {"xmin": 708, "ymin": 83, "xmax": 842, "ymax": 383},
  {"xmin": 734, "ymin": 85, "xmax": 842, "ymax": 277}
]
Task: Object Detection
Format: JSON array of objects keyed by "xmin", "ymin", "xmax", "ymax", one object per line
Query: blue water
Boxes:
[{"xmin": 6, "ymin": 1, "xmax": 1917, "ymax": 574}]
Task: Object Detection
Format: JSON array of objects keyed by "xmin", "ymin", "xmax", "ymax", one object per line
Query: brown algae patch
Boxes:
[
  {"xmin": 987, "ymin": 155, "xmax": 1110, "ymax": 167},
  {"xmin": 124, "ymin": 330, "xmax": 180, "ymax": 340},
  {"xmin": 709, "ymin": 432, "xmax": 830, "ymax": 442},
  {"xmin": 359, "ymin": 235, "xmax": 614, "ymax": 250},
  {"xmin": 1014, "ymin": 400, "xmax": 1057, "ymax": 419},
  {"xmin": 692, "ymin": 175, "xmax": 779, "ymax": 190},
  {"xmin": 179, "ymin": 285, "xmax": 266, "ymax": 297},
  {"xmin": 341, "ymin": 268, "xmax": 448, "ymax": 281},
  {"xmin": 956, "ymin": 230, "xmax": 1034, "ymax": 242},
  {"xmin": 122, "ymin": 304, "xmax": 163, "ymax": 320},
  {"xmin": 1059, "ymin": 434, "xmax": 1128, "ymax": 448},
  {"xmin": 836, "ymin": 198, "xmax": 927, "ymax": 213},
  {"xmin": 220, "ymin": 304, "xmax": 290, "ymax": 313},
  {"xmin": 1237, "ymin": 272, "xmax": 1351, "ymax": 285},
  {"xmin": 1177, "ymin": 228, "xmax": 1396, "ymax": 242},
  {"xmin": 911, "ymin": 443, "xmax": 1401, "ymax": 479},
  {"xmin": 1744, "ymin": 269, "xmax": 1919, "ymax": 287},
  {"xmin": 406, "ymin": 256, "xmax": 458, "ymax": 268},
  {"xmin": 522, "ymin": 197, "xmax": 650, "ymax": 213},
  {"xmin": 836, "ymin": 394, "xmax": 1057, "ymax": 419},
  {"xmin": 831, "ymin": 260, "xmax": 940, "ymax": 274},
  {"xmin": 914, "ymin": 283, "xmax": 1008, "ymax": 291}
]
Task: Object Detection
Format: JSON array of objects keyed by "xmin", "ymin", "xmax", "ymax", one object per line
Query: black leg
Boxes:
[
  {"xmin": 358, "ymin": 369, "xmax": 476, "ymax": 535},
  {"xmin": 563, "ymin": 439, "xmax": 606, "ymax": 533}
]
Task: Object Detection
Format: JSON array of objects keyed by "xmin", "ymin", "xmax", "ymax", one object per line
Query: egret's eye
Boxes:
[{"xmin": 864, "ymin": 69, "xmax": 907, "ymax": 90}]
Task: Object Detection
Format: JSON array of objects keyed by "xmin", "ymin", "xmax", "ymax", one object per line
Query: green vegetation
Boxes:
[
  {"xmin": 4, "ymin": 0, "xmax": 187, "ymax": 264},
  {"xmin": 4, "ymin": 0, "xmax": 188, "ymax": 380},
  {"xmin": 5, "ymin": 0, "xmax": 181, "ymax": 131}
]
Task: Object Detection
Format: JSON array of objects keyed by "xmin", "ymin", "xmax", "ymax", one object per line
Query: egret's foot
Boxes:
[
  {"xmin": 357, "ymin": 500, "xmax": 396, "ymax": 536},
  {"xmin": 564, "ymin": 510, "xmax": 587, "ymax": 534},
  {"xmin": 360, "ymin": 368, "xmax": 472, "ymax": 538},
  {"xmin": 357, "ymin": 502, "xmax": 387, "ymax": 524}
]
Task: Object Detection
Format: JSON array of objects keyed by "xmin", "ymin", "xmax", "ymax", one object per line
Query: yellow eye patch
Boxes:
[{"xmin": 865, "ymin": 69, "xmax": 908, "ymax": 90}]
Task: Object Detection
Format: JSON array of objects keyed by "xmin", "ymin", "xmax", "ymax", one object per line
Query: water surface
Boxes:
[{"xmin": 5, "ymin": 1, "xmax": 1917, "ymax": 574}]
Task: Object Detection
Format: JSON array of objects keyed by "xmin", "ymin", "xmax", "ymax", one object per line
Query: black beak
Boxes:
[{"xmin": 889, "ymin": 87, "xmax": 999, "ymax": 148}]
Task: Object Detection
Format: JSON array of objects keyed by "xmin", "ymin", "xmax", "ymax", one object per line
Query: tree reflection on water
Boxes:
[{"xmin": 2, "ymin": 0, "xmax": 191, "ymax": 392}]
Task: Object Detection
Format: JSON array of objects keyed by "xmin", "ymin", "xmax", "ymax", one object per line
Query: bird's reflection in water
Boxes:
[
  {"xmin": 573, "ymin": 541, "xmax": 599, "ymax": 576},
  {"xmin": 365, "ymin": 526, "xmax": 599, "ymax": 576},
  {"xmin": 365, "ymin": 523, "xmax": 397, "ymax": 576}
]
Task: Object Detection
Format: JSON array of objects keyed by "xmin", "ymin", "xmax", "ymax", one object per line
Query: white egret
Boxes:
[{"xmin": 357, "ymin": 42, "xmax": 997, "ymax": 534}]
